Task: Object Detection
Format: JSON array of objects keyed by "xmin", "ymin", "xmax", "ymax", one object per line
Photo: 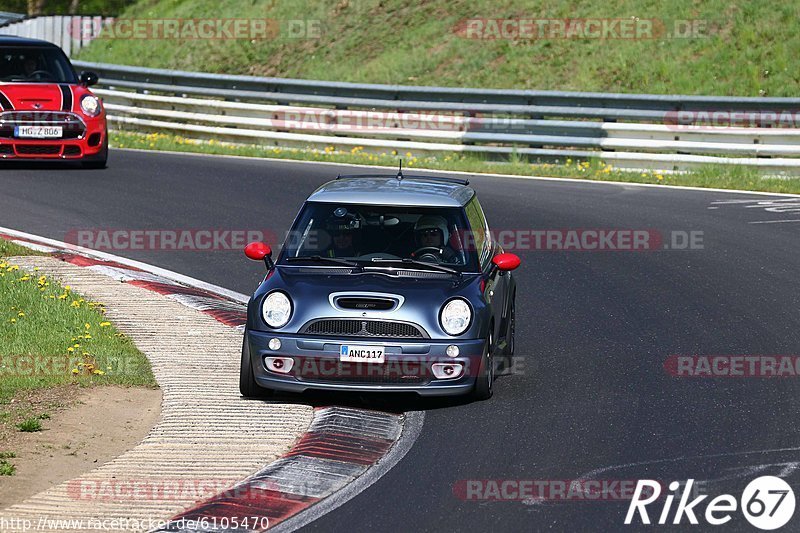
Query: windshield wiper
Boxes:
[
  {"xmin": 285, "ymin": 255, "xmax": 363, "ymax": 270},
  {"xmin": 369, "ymin": 258, "xmax": 461, "ymax": 276}
]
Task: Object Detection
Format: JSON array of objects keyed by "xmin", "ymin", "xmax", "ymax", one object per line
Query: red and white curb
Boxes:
[
  {"xmin": 156, "ymin": 407, "xmax": 408, "ymax": 532},
  {"xmin": 0, "ymin": 227, "xmax": 424, "ymax": 532}
]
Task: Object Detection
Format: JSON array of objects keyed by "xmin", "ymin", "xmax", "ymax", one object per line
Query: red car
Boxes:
[{"xmin": 0, "ymin": 36, "xmax": 107, "ymax": 168}]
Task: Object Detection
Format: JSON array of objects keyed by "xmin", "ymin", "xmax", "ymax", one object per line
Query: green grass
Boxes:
[
  {"xmin": 16, "ymin": 417, "xmax": 42, "ymax": 433},
  {"xmin": 77, "ymin": 0, "xmax": 800, "ymax": 96},
  {"xmin": 0, "ymin": 451, "xmax": 16, "ymax": 459},
  {"xmin": 0, "ymin": 459, "xmax": 15, "ymax": 475},
  {"xmin": 0, "ymin": 240, "xmax": 46, "ymax": 258},
  {"xmin": 0, "ymin": 257, "xmax": 157, "ymax": 405},
  {"xmin": 112, "ymin": 131, "xmax": 800, "ymax": 194}
]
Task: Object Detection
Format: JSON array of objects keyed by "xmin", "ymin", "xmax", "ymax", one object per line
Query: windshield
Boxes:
[
  {"xmin": 280, "ymin": 202, "xmax": 480, "ymax": 272},
  {"xmin": 0, "ymin": 47, "xmax": 77, "ymax": 83}
]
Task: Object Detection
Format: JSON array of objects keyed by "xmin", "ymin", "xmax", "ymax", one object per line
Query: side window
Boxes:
[{"xmin": 465, "ymin": 198, "xmax": 492, "ymax": 270}]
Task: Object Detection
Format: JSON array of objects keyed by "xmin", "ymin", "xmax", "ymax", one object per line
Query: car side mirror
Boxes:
[
  {"xmin": 245, "ymin": 241, "xmax": 273, "ymax": 269},
  {"xmin": 79, "ymin": 71, "xmax": 99, "ymax": 87},
  {"xmin": 491, "ymin": 253, "xmax": 521, "ymax": 272}
]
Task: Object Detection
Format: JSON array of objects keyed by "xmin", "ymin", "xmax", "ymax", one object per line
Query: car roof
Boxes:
[
  {"xmin": 307, "ymin": 175, "xmax": 476, "ymax": 207},
  {"xmin": 0, "ymin": 35, "xmax": 59, "ymax": 48}
]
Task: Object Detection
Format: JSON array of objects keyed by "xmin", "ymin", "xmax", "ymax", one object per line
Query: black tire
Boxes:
[
  {"xmin": 81, "ymin": 133, "xmax": 108, "ymax": 169},
  {"xmin": 239, "ymin": 332, "xmax": 273, "ymax": 399},
  {"xmin": 471, "ymin": 329, "xmax": 494, "ymax": 401}
]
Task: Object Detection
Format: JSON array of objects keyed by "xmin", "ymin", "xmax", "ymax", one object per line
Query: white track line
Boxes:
[{"xmin": 0, "ymin": 226, "xmax": 248, "ymax": 304}]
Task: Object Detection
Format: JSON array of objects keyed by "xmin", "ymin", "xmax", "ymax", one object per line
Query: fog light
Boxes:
[
  {"xmin": 432, "ymin": 363, "xmax": 464, "ymax": 380},
  {"xmin": 446, "ymin": 345, "xmax": 460, "ymax": 358},
  {"xmin": 265, "ymin": 357, "xmax": 293, "ymax": 374},
  {"xmin": 268, "ymin": 338, "xmax": 281, "ymax": 350}
]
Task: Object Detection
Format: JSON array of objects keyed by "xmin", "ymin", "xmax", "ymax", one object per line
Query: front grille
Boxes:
[
  {"xmin": 63, "ymin": 145, "xmax": 81, "ymax": 156},
  {"xmin": 0, "ymin": 145, "xmax": 12, "ymax": 155},
  {"xmin": 16, "ymin": 144, "xmax": 61, "ymax": 155},
  {"xmin": 293, "ymin": 358, "xmax": 429, "ymax": 384},
  {"xmin": 0, "ymin": 111, "xmax": 86, "ymax": 140},
  {"xmin": 301, "ymin": 319, "xmax": 427, "ymax": 339}
]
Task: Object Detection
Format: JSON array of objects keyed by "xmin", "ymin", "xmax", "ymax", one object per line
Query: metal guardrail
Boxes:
[{"xmin": 70, "ymin": 60, "xmax": 800, "ymax": 174}]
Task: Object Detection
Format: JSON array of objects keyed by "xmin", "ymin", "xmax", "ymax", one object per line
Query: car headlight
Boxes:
[
  {"xmin": 440, "ymin": 298, "xmax": 471, "ymax": 336},
  {"xmin": 262, "ymin": 291, "xmax": 292, "ymax": 328},
  {"xmin": 80, "ymin": 95, "xmax": 101, "ymax": 117}
]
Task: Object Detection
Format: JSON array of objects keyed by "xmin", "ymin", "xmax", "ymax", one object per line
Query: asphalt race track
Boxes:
[{"xmin": 2, "ymin": 150, "xmax": 799, "ymax": 531}]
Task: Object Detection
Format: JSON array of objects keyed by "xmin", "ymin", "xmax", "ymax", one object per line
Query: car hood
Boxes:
[
  {"xmin": 248, "ymin": 267, "xmax": 487, "ymax": 339},
  {"xmin": 0, "ymin": 83, "xmax": 87, "ymax": 113}
]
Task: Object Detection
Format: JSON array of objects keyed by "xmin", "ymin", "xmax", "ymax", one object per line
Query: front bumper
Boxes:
[
  {"xmin": 247, "ymin": 329, "xmax": 485, "ymax": 396},
  {"xmin": 0, "ymin": 113, "xmax": 106, "ymax": 160}
]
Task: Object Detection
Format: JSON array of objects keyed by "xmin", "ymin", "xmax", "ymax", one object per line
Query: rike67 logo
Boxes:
[{"xmin": 626, "ymin": 477, "xmax": 795, "ymax": 530}]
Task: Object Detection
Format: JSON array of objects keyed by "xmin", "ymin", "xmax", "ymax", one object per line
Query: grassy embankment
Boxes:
[{"xmin": 0, "ymin": 240, "xmax": 156, "ymax": 475}]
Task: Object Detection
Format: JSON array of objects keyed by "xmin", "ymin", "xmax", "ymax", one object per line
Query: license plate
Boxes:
[
  {"xmin": 14, "ymin": 126, "xmax": 63, "ymax": 139},
  {"xmin": 340, "ymin": 345, "xmax": 385, "ymax": 363}
]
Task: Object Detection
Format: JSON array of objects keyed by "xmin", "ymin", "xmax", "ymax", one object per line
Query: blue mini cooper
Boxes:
[{"xmin": 240, "ymin": 173, "xmax": 520, "ymax": 400}]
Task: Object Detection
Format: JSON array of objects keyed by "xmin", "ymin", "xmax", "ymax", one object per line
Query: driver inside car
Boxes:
[
  {"xmin": 324, "ymin": 217, "xmax": 361, "ymax": 258},
  {"xmin": 412, "ymin": 215, "xmax": 458, "ymax": 263},
  {"xmin": 23, "ymin": 56, "xmax": 38, "ymax": 77}
]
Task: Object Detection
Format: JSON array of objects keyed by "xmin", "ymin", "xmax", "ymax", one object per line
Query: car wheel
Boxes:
[
  {"xmin": 239, "ymin": 331, "xmax": 273, "ymax": 399},
  {"xmin": 471, "ymin": 329, "xmax": 494, "ymax": 401}
]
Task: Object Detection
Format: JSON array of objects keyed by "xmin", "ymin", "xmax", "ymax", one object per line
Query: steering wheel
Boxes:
[
  {"xmin": 28, "ymin": 70, "xmax": 55, "ymax": 81},
  {"xmin": 412, "ymin": 246, "xmax": 443, "ymax": 263}
]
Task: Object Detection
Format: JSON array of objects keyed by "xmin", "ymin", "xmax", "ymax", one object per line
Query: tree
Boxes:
[{"xmin": 26, "ymin": 0, "xmax": 46, "ymax": 16}]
